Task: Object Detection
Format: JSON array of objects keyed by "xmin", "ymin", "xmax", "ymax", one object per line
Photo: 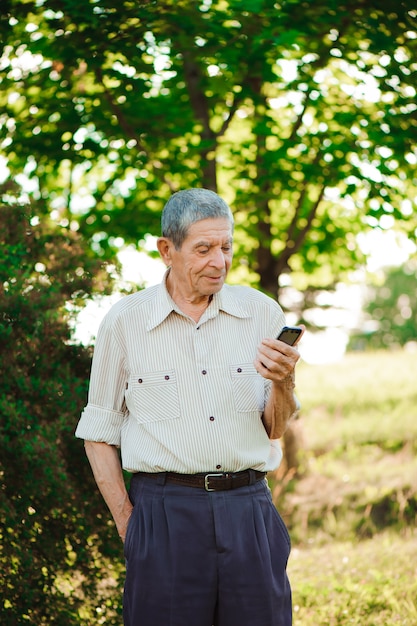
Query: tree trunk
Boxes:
[
  {"xmin": 250, "ymin": 100, "xmax": 304, "ymax": 475},
  {"xmin": 182, "ymin": 51, "xmax": 218, "ymax": 191}
]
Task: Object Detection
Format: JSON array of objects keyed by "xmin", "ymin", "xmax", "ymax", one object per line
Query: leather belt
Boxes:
[{"xmin": 135, "ymin": 469, "xmax": 266, "ymax": 492}]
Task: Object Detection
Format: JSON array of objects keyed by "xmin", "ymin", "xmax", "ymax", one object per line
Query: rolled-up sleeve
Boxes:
[{"xmin": 75, "ymin": 311, "xmax": 128, "ymax": 445}]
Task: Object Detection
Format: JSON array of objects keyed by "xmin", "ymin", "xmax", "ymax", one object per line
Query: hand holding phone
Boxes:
[
  {"xmin": 276, "ymin": 326, "xmax": 302, "ymax": 346},
  {"xmin": 257, "ymin": 325, "xmax": 303, "ymax": 376}
]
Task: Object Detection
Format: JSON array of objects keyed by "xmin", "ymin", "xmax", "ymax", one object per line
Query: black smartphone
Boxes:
[{"xmin": 277, "ymin": 326, "xmax": 302, "ymax": 346}]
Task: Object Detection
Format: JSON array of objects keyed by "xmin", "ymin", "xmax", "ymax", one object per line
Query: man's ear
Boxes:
[{"xmin": 157, "ymin": 237, "xmax": 173, "ymax": 266}]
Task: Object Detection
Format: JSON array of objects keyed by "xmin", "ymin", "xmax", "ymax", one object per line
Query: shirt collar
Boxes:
[
  {"xmin": 146, "ymin": 270, "xmax": 251, "ymax": 331},
  {"xmin": 212, "ymin": 285, "xmax": 251, "ymax": 319},
  {"xmin": 146, "ymin": 270, "xmax": 177, "ymax": 331}
]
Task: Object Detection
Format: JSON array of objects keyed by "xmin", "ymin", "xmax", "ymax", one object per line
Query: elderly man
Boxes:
[{"xmin": 75, "ymin": 188, "xmax": 303, "ymax": 626}]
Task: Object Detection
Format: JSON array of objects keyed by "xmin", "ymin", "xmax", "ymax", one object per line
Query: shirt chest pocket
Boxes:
[
  {"xmin": 230, "ymin": 363, "xmax": 265, "ymax": 413},
  {"xmin": 128, "ymin": 370, "xmax": 181, "ymax": 423}
]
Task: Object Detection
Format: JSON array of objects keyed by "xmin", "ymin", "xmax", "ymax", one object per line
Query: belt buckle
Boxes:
[{"xmin": 204, "ymin": 473, "xmax": 225, "ymax": 492}]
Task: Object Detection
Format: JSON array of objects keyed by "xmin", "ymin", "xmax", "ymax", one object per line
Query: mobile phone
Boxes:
[{"xmin": 277, "ymin": 326, "xmax": 302, "ymax": 346}]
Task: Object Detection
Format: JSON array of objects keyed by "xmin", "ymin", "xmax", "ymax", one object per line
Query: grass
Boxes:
[
  {"xmin": 296, "ymin": 349, "xmax": 417, "ymax": 452},
  {"xmin": 289, "ymin": 529, "xmax": 417, "ymax": 625},
  {"xmin": 271, "ymin": 348, "xmax": 417, "ymax": 624}
]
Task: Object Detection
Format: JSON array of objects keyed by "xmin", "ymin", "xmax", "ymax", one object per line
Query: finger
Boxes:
[
  {"xmin": 255, "ymin": 351, "xmax": 289, "ymax": 377},
  {"xmin": 262, "ymin": 339, "xmax": 298, "ymax": 358}
]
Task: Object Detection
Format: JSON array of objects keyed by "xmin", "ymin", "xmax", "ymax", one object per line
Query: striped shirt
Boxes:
[{"xmin": 75, "ymin": 272, "xmax": 289, "ymax": 473}]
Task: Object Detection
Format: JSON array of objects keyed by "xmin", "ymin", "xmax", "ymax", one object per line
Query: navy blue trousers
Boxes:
[{"xmin": 123, "ymin": 473, "xmax": 292, "ymax": 626}]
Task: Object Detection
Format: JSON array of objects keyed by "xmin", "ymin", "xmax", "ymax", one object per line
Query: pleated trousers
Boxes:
[{"xmin": 123, "ymin": 473, "xmax": 292, "ymax": 626}]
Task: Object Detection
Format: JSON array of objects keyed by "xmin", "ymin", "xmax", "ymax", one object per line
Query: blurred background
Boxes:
[{"xmin": 1, "ymin": 1, "xmax": 416, "ymax": 624}]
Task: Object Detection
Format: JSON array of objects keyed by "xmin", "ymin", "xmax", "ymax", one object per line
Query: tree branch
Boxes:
[
  {"xmin": 218, "ymin": 93, "xmax": 245, "ymax": 137},
  {"xmin": 281, "ymin": 182, "xmax": 325, "ymax": 268},
  {"xmin": 291, "ymin": 184, "xmax": 325, "ymax": 255},
  {"xmin": 93, "ymin": 66, "xmax": 176, "ymax": 192},
  {"xmin": 94, "ymin": 67, "xmax": 148, "ymax": 152}
]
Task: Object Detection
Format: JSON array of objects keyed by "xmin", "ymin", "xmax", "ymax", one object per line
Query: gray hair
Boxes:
[{"xmin": 161, "ymin": 188, "xmax": 234, "ymax": 249}]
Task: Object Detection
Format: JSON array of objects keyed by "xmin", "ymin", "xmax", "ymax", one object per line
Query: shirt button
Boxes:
[
  {"xmin": 202, "ymin": 370, "xmax": 207, "ymax": 375},
  {"xmin": 165, "ymin": 375, "xmax": 170, "ymax": 380},
  {"xmin": 138, "ymin": 378, "xmax": 143, "ymax": 383},
  {"xmin": 237, "ymin": 368, "xmax": 242, "ymax": 373},
  {"xmin": 209, "ymin": 416, "xmax": 215, "ymax": 421},
  {"xmin": 216, "ymin": 464, "xmax": 222, "ymax": 470}
]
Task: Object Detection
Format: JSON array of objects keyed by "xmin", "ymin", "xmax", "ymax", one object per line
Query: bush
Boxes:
[{"xmin": 0, "ymin": 183, "xmax": 124, "ymax": 624}]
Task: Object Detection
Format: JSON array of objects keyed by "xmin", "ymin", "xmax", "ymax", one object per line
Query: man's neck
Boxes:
[
  {"xmin": 172, "ymin": 293, "xmax": 213, "ymax": 323},
  {"xmin": 165, "ymin": 272, "xmax": 214, "ymax": 322}
]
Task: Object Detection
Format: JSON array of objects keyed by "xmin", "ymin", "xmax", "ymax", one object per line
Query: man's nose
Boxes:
[{"xmin": 210, "ymin": 248, "xmax": 226, "ymax": 268}]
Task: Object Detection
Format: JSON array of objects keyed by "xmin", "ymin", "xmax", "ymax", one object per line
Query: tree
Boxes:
[
  {"xmin": 1, "ymin": 0, "xmax": 416, "ymax": 297},
  {"xmin": 349, "ymin": 260, "xmax": 417, "ymax": 350},
  {"xmin": 0, "ymin": 182, "xmax": 124, "ymax": 624}
]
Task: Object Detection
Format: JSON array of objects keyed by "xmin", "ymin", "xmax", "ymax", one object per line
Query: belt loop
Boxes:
[
  {"xmin": 248, "ymin": 469, "xmax": 256, "ymax": 485},
  {"xmin": 156, "ymin": 472, "xmax": 167, "ymax": 486}
]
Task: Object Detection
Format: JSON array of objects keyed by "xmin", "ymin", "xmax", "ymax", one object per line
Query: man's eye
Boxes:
[{"xmin": 222, "ymin": 246, "xmax": 232, "ymax": 252}]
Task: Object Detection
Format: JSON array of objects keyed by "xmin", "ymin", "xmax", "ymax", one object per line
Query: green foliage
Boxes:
[
  {"xmin": 0, "ymin": 183, "xmax": 124, "ymax": 624},
  {"xmin": 349, "ymin": 260, "xmax": 417, "ymax": 349},
  {"xmin": 1, "ymin": 0, "xmax": 416, "ymax": 295}
]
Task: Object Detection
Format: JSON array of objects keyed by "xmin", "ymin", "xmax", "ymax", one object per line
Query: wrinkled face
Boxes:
[{"xmin": 159, "ymin": 217, "xmax": 233, "ymax": 301}]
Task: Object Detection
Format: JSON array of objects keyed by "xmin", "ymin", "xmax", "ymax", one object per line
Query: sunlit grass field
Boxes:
[
  {"xmin": 274, "ymin": 349, "xmax": 417, "ymax": 625},
  {"xmin": 290, "ymin": 530, "xmax": 417, "ymax": 626}
]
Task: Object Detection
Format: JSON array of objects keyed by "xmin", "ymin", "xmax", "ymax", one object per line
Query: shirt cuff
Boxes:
[{"xmin": 75, "ymin": 404, "xmax": 126, "ymax": 446}]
